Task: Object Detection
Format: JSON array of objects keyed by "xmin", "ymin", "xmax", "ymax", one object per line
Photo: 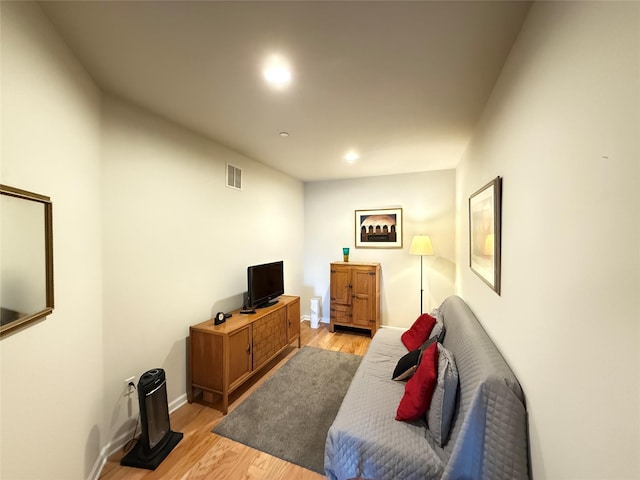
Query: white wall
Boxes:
[
  {"xmin": 1, "ymin": 2, "xmax": 104, "ymax": 479},
  {"xmin": 455, "ymin": 2, "xmax": 640, "ymax": 479},
  {"xmin": 101, "ymin": 95, "xmax": 304, "ymax": 453},
  {"xmin": 303, "ymin": 170, "xmax": 456, "ymax": 328},
  {"xmin": 6, "ymin": 2, "xmax": 639, "ymax": 479}
]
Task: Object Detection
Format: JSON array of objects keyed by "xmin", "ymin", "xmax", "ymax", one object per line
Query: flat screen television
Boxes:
[{"xmin": 247, "ymin": 260, "xmax": 284, "ymax": 309}]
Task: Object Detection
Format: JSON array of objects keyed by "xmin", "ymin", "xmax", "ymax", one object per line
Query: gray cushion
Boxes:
[
  {"xmin": 325, "ymin": 328, "xmax": 445, "ymax": 480},
  {"xmin": 419, "ymin": 335, "xmax": 438, "ymax": 352},
  {"xmin": 429, "ymin": 321, "xmax": 446, "ymax": 343},
  {"xmin": 429, "ymin": 307, "xmax": 446, "ymax": 342},
  {"xmin": 427, "ymin": 343, "xmax": 459, "ymax": 446}
]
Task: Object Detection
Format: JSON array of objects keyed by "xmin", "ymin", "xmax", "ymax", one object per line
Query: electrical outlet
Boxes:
[{"xmin": 124, "ymin": 376, "xmax": 136, "ymax": 398}]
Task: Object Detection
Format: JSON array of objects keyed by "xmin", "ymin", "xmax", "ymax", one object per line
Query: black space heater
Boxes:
[{"xmin": 120, "ymin": 368, "xmax": 183, "ymax": 470}]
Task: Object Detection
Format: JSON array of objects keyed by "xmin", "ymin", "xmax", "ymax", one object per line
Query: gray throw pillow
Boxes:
[
  {"xmin": 427, "ymin": 344, "xmax": 459, "ymax": 446},
  {"xmin": 429, "ymin": 320, "xmax": 446, "ymax": 343},
  {"xmin": 419, "ymin": 335, "xmax": 438, "ymax": 353},
  {"xmin": 429, "ymin": 305, "xmax": 445, "ymax": 341}
]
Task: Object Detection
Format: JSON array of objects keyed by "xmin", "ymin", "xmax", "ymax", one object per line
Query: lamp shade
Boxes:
[{"xmin": 409, "ymin": 235, "xmax": 434, "ymax": 256}]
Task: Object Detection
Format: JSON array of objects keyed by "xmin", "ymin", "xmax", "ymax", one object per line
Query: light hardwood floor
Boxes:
[{"xmin": 99, "ymin": 321, "xmax": 372, "ymax": 480}]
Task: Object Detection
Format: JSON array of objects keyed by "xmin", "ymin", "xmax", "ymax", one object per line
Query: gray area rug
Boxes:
[{"xmin": 212, "ymin": 346, "xmax": 362, "ymax": 474}]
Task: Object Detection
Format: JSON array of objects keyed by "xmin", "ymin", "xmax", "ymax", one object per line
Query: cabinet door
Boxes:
[
  {"xmin": 228, "ymin": 327, "xmax": 252, "ymax": 389},
  {"xmin": 330, "ymin": 264, "xmax": 351, "ymax": 305},
  {"xmin": 351, "ymin": 267, "xmax": 377, "ymax": 329},
  {"xmin": 191, "ymin": 330, "xmax": 224, "ymax": 391},
  {"xmin": 287, "ymin": 298, "xmax": 300, "ymax": 342}
]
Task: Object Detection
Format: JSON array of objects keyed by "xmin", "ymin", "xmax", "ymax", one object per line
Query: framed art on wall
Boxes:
[
  {"xmin": 355, "ymin": 208, "xmax": 403, "ymax": 248},
  {"xmin": 0, "ymin": 184, "xmax": 54, "ymax": 337},
  {"xmin": 469, "ymin": 177, "xmax": 502, "ymax": 294}
]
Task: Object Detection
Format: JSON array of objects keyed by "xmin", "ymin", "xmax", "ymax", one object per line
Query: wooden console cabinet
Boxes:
[
  {"xmin": 188, "ymin": 295, "xmax": 300, "ymax": 414},
  {"xmin": 330, "ymin": 262, "xmax": 380, "ymax": 337}
]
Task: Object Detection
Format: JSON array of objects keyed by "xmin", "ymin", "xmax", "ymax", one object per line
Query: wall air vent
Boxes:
[{"xmin": 226, "ymin": 163, "xmax": 242, "ymax": 190}]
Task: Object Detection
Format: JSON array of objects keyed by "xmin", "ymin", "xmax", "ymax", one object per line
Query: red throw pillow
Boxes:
[
  {"xmin": 401, "ymin": 313, "xmax": 437, "ymax": 351},
  {"xmin": 395, "ymin": 342, "xmax": 439, "ymax": 421}
]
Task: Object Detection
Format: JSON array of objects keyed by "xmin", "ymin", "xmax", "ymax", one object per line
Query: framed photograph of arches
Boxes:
[
  {"xmin": 469, "ymin": 176, "xmax": 502, "ymax": 294},
  {"xmin": 355, "ymin": 208, "xmax": 403, "ymax": 248}
]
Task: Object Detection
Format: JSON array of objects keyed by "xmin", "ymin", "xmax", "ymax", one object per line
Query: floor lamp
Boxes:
[{"xmin": 409, "ymin": 235, "xmax": 434, "ymax": 315}]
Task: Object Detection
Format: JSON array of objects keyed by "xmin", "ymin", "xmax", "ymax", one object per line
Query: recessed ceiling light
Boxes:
[
  {"xmin": 344, "ymin": 150, "xmax": 359, "ymax": 163},
  {"xmin": 263, "ymin": 55, "xmax": 292, "ymax": 88},
  {"xmin": 279, "ymin": 132, "xmax": 289, "ymax": 137}
]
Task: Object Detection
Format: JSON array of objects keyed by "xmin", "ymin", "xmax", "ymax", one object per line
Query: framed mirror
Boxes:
[{"xmin": 1, "ymin": 185, "xmax": 54, "ymax": 336}]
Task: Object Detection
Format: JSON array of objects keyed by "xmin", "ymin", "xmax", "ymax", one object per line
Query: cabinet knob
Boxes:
[{"xmin": 246, "ymin": 344, "xmax": 250, "ymax": 354}]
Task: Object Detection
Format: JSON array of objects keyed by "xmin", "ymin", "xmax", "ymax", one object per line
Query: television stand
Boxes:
[{"xmin": 188, "ymin": 295, "xmax": 300, "ymax": 414}]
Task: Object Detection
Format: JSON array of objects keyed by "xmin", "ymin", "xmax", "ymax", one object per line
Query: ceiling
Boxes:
[{"xmin": 40, "ymin": 1, "xmax": 531, "ymax": 182}]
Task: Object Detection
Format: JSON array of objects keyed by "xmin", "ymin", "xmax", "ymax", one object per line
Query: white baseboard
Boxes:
[
  {"xmin": 87, "ymin": 448, "xmax": 108, "ymax": 480},
  {"xmin": 169, "ymin": 393, "xmax": 188, "ymax": 413},
  {"xmin": 302, "ymin": 315, "xmax": 329, "ymax": 322},
  {"xmin": 87, "ymin": 393, "xmax": 189, "ymax": 480},
  {"xmin": 301, "ymin": 315, "xmax": 329, "ymax": 324}
]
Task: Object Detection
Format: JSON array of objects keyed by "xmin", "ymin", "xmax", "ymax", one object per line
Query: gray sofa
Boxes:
[{"xmin": 325, "ymin": 295, "xmax": 529, "ymax": 480}]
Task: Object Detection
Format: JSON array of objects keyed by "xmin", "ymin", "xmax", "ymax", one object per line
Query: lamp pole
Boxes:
[
  {"xmin": 409, "ymin": 235, "xmax": 434, "ymax": 316},
  {"xmin": 419, "ymin": 254, "xmax": 424, "ymax": 314}
]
